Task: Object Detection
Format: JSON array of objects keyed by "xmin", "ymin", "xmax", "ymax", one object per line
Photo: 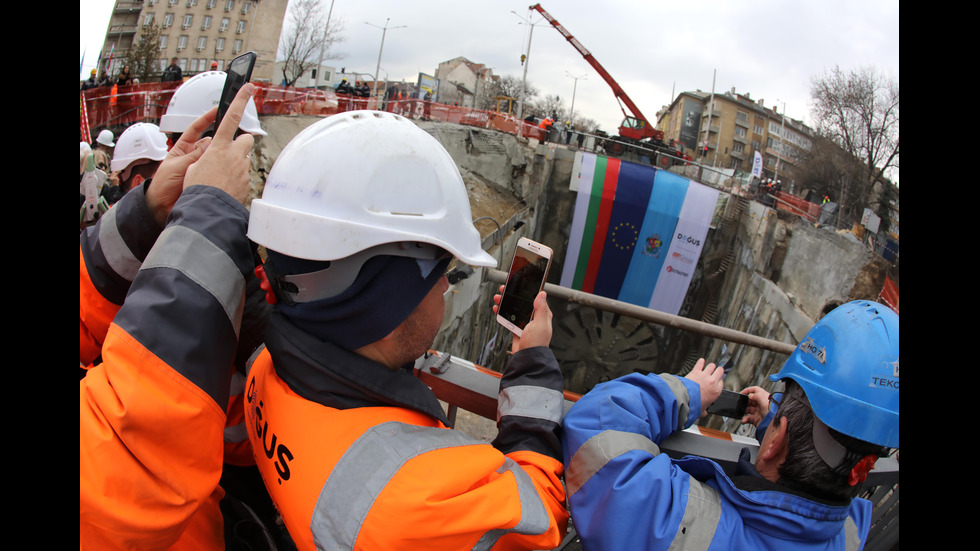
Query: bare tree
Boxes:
[
  {"xmin": 129, "ymin": 22, "xmax": 164, "ymax": 83},
  {"xmin": 278, "ymin": 0, "xmax": 345, "ymax": 87},
  {"xmin": 809, "ymin": 65, "xmax": 899, "ymax": 209}
]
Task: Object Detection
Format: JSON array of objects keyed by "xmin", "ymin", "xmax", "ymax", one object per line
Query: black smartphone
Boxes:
[
  {"xmin": 496, "ymin": 237, "xmax": 553, "ymax": 337},
  {"xmin": 707, "ymin": 389, "xmax": 748, "ymax": 418},
  {"xmin": 205, "ymin": 51, "xmax": 256, "ymax": 137}
]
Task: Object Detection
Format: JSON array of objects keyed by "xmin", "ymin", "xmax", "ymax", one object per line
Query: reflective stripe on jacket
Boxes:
[
  {"xmin": 561, "ymin": 372, "xmax": 872, "ymax": 551},
  {"xmin": 80, "ymin": 185, "xmax": 254, "ymax": 550},
  {"xmin": 244, "ymin": 313, "xmax": 569, "ymax": 550}
]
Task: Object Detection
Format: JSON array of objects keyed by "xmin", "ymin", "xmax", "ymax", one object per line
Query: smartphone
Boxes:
[
  {"xmin": 707, "ymin": 389, "xmax": 748, "ymax": 418},
  {"xmin": 205, "ymin": 51, "xmax": 256, "ymax": 137},
  {"xmin": 496, "ymin": 237, "xmax": 553, "ymax": 337}
]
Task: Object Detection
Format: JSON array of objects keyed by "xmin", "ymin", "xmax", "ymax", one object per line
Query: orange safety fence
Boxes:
[
  {"xmin": 878, "ymin": 275, "xmax": 899, "ymax": 315},
  {"xmin": 774, "ymin": 191, "xmax": 820, "ymax": 222},
  {"xmin": 81, "ymin": 82, "xmax": 547, "ymax": 143}
]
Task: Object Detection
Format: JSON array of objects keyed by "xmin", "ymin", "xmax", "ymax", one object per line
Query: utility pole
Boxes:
[
  {"xmin": 314, "ymin": 0, "xmax": 336, "ymax": 90},
  {"xmin": 366, "ymin": 18, "xmax": 406, "ymax": 102}
]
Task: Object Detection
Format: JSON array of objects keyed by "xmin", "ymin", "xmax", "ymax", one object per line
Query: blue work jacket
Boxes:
[{"xmin": 561, "ymin": 372, "xmax": 872, "ymax": 550}]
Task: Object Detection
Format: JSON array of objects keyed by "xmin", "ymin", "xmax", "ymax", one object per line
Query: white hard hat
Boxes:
[
  {"xmin": 248, "ymin": 110, "xmax": 496, "ymax": 268},
  {"xmin": 96, "ymin": 129, "xmax": 115, "ymax": 147},
  {"xmin": 110, "ymin": 123, "xmax": 169, "ymax": 173},
  {"xmin": 159, "ymin": 71, "xmax": 266, "ymax": 136}
]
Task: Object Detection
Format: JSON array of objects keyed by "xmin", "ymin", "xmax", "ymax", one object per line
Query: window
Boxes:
[
  {"xmin": 734, "ymin": 126, "xmax": 746, "ymax": 138},
  {"xmin": 202, "ymin": 15, "xmax": 212, "ymax": 29},
  {"xmin": 143, "ymin": 13, "xmax": 154, "ymax": 27},
  {"xmin": 215, "ymin": 37, "xmax": 225, "ymax": 52},
  {"xmin": 736, "ymin": 111, "xmax": 748, "ymax": 123},
  {"xmin": 190, "ymin": 59, "xmax": 198, "ymax": 72},
  {"xmin": 206, "ymin": 0, "xmax": 216, "ymax": 8},
  {"xmin": 732, "ymin": 142, "xmax": 745, "ymax": 153},
  {"xmin": 159, "ymin": 35, "xmax": 168, "ymax": 49},
  {"xmin": 233, "ymin": 39, "xmax": 242, "ymax": 53},
  {"xmin": 182, "ymin": 14, "xmax": 193, "ymax": 29},
  {"xmin": 225, "ymin": 0, "xmax": 235, "ymax": 12},
  {"xmin": 241, "ymin": 1, "xmax": 251, "ymax": 15},
  {"xmin": 169, "ymin": 0, "xmax": 178, "ymax": 6},
  {"xmin": 163, "ymin": 13, "xmax": 174, "ymax": 27},
  {"xmin": 197, "ymin": 36, "xmax": 207, "ymax": 51},
  {"xmin": 220, "ymin": 17, "xmax": 229, "ymax": 31},
  {"xmin": 186, "ymin": 0, "xmax": 197, "ymax": 6},
  {"xmin": 179, "ymin": 58, "xmax": 187, "ymax": 71},
  {"xmin": 177, "ymin": 35, "xmax": 188, "ymax": 51},
  {"xmin": 754, "ymin": 124, "xmax": 764, "ymax": 135},
  {"xmin": 237, "ymin": 20, "xmax": 246, "ymax": 33}
]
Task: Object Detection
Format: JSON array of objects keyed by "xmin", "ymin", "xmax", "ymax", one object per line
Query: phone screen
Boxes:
[
  {"xmin": 706, "ymin": 389, "xmax": 748, "ymax": 418},
  {"xmin": 497, "ymin": 239, "xmax": 552, "ymax": 336},
  {"xmin": 213, "ymin": 51, "xmax": 256, "ymax": 133}
]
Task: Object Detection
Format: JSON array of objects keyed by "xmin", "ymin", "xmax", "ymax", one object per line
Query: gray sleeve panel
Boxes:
[
  {"xmin": 97, "ymin": 204, "xmax": 142, "ymax": 283},
  {"xmin": 668, "ymin": 478, "xmax": 721, "ymax": 551},
  {"xmin": 470, "ymin": 457, "xmax": 552, "ymax": 550},
  {"xmin": 565, "ymin": 429, "xmax": 661, "ymax": 498},
  {"xmin": 844, "ymin": 516, "xmax": 862, "ymax": 551},
  {"xmin": 311, "ymin": 421, "xmax": 552, "ymax": 551},
  {"xmin": 141, "ymin": 224, "xmax": 245, "ymax": 338},
  {"xmin": 497, "ymin": 385, "xmax": 564, "ymax": 424},
  {"xmin": 661, "ymin": 373, "xmax": 693, "ymax": 431}
]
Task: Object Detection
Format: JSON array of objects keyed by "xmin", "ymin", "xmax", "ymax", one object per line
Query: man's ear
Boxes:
[{"xmin": 761, "ymin": 416, "xmax": 790, "ymax": 462}]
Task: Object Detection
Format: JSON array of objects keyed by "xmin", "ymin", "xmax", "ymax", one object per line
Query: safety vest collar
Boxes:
[{"xmin": 263, "ymin": 311, "xmax": 450, "ymax": 425}]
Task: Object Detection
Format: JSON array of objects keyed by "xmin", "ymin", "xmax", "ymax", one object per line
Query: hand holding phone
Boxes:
[
  {"xmin": 203, "ymin": 51, "xmax": 256, "ymax": 138},
  {"xmin": 706, "ymin": 389, "xmax": 749, "ymax": 419},
  {"xmin": 496, "ymin": 238, "xmax": 553, "ymax": 337}
]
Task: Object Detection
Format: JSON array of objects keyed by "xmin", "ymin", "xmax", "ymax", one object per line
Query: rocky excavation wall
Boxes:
[{"xmin": 249, "ymin": 115, "xmax": 892, "ymax": 410}]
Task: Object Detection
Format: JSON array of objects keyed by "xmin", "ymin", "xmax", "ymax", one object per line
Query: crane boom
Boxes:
[{"xmin": 530, "ymin": 3, "xmax": 662, "ymax": 142}]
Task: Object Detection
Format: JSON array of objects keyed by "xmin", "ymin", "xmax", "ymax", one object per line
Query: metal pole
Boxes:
[
  {"xmin": 314, "ymin": 0, "xmax": 336, "ymax": 90},
  {"xmin": 485, "ymin": 269, "xmax": 796, "ymax": 356},
  {"xmin": 366, "ymin": 18, "xmax": 406, "ymax": 102}
]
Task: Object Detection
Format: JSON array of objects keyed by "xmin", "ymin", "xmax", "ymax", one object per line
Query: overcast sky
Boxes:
[{"xmin": 80, "ymin": 0, "xmax": 899, "ymax": 134}]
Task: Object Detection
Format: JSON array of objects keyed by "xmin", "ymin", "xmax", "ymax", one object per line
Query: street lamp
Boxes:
[
  {"xmin": 774, "ymin": 99, "xmax": 786, "ymax": 184},
  {"xmin": 511, "ymin": 9, "xmax": 544, "ymax": 121},
  {"xmin": 314, "ymin": 0, "xmax": 336, "ymax": 91},
  {"xmin": 365, "ymin": 18, "xmax": 406, "ymax": 102},
  {"xmin": 565, "ymin": 71, "xmax": 587, "ymax": 122}
]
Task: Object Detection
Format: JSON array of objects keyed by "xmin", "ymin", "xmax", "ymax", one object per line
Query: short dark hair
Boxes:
[{"xmin": 775, "ymin": 381, "xmax": 887, "ymax": 502}]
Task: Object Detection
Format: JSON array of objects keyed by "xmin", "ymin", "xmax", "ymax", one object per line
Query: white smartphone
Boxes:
[{"xmin": 496, "ymin": 237, "xmax": 553, "ymax": 337}]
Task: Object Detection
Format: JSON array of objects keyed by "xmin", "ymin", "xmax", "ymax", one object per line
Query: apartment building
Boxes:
[
  {"xmin": 657, "ymin": 88, "xmax": 813, "ymax": 190},
  {"xmin": 100, "ymin": 0, "xmax": 288, "ymax": 82}
]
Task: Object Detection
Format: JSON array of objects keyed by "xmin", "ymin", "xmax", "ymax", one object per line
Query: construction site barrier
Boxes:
[{"xmin": 80, "ymin": 82, "xmax": 546, "ymax": 142}]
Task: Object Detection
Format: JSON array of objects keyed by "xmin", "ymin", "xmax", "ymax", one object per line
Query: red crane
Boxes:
[{"xmin": 530, "ymin": 3, "xmax": 682, "ymax": 159}]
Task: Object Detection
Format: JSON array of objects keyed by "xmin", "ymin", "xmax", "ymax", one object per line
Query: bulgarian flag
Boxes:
[{"xmin": 560, "ymin": 152, "xmax": 719, "ymax": 315}]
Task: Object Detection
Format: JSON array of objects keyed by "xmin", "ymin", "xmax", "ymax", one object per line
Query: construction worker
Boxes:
[
  {"xmin": 243, "ymin": 110, "xmax": 569, "ymax": 550},
  {"xmin": 81, "ymin": 69, "xmax": 99, "ymax": 90},
  {"xmin": 561, "ymin": 300, "xmax": 899, "ymax": 550},
  {"xmin": 81, "ymin": 83, "xmax": 258, "ymax": 550},
  {"xmin": 107, "ymin": 122, "xmax": 170, "ymax": 201},
  {"xmin": 159, "ymin": 70, "xmax": 267, "ymax": 146},
  {"xmin": 152, "ymin": 66, "xmax": 277, "ymax": 536}
]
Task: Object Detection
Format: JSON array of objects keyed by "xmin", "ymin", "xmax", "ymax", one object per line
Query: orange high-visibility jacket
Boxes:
[
  {"xmin": 80, "ymin": 184, "xmax": 254, "ymax": 550},
  {"xmin": 245, "ymin": 314, "xmax": 569, "ymax": 550}
]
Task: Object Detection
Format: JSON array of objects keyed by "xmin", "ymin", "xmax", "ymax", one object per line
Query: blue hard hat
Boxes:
[{"xmin": 770, "ymin": 300, "xmax": 899, "ymax": 448}]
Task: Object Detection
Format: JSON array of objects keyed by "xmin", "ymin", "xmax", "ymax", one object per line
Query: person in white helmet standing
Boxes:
[
  {"xmin": 243, "ymin": 110, "xmax": 569, "ymax": 550},
  {"xmin": 102, "ymin": 122, "xmax": 170, "ymax": 206}
]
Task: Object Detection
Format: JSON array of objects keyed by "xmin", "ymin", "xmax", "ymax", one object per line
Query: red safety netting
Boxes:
[
  {"xmin": 80, "ymin": 82, "xmax": 546, "ymax": 143},
  {"xmin": 878, "ymin": 275, "xmax": 899, "ymax": 315}
]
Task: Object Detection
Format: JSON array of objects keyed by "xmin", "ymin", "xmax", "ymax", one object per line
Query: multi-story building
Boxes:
[
  {"xmin": 99, "ymin": 0, "xmax": 288, "ymax": 82},
  {"xmin": 657, "ymin": 88, "xmax": 813, "ymax": 191}
]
